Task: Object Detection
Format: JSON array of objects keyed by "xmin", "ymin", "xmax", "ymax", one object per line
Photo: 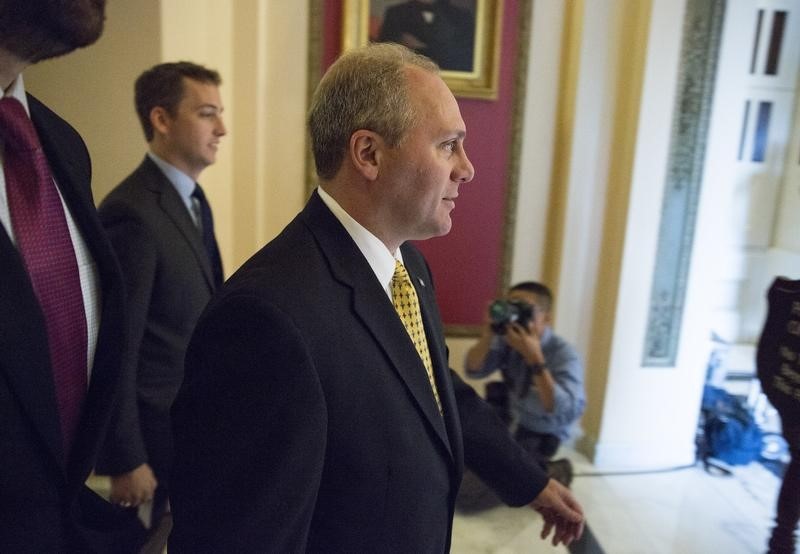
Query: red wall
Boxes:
[{"xmin": 320, "ymin": 0, "xmax": 520, "ymax": 327}]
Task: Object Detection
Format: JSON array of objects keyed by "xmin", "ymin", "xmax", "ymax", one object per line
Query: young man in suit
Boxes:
[
  {"xmin": 95, "ymin": 62, "xmax": 226, "ymax": 529},
  {"xmin": 170, "ymin": 43, "xmax": 584, "ymax": 552},
  {"xmin": 0, "ymin": 1, "xmax": 137, "ymax": 551}
]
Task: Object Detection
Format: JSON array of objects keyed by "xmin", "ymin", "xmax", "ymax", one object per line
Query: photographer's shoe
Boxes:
[{"xmin": 546, "ymin": 458, "xmax": 574, "ymax": 488}]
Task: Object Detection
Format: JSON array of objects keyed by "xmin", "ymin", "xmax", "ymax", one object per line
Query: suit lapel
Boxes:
[
  {"xmin": 140, "ymin": 157, "xmax": 215, "ymax": 289},
  {"xmin": 301, "ymin": 193, "xmax": 453, "ymax": 461}
]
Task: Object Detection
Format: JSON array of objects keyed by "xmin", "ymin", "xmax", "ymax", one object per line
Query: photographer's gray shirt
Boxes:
[{"xmin": 466, "ymin": 328, "xmax": 585, "ymax": 441}]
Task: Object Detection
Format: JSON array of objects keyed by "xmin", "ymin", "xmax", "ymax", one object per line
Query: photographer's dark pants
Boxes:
[
  {"xmin": 514, "ymin": 427, "xmax": 561, "ymax": 469},
  {"xmin": 484, "ymin": 381, "xmax": 560, "ymax": 467}
]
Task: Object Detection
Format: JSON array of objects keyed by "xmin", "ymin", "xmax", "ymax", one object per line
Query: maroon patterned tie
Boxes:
[{"xmin": 0, "ymin": 97, "xmax": 87, "ymax": 457}]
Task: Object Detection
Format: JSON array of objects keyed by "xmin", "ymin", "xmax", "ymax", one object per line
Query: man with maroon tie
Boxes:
[{"xmin": 0, "ymin": 1, "xmax": 134, "ymax": 551}]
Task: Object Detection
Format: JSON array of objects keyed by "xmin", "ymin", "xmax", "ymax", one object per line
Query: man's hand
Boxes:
[
  {"xmin": 529, "ymin": 478, "xmax": 585, "ymax": 546},
  {"xmin": 109, "ymin": 463, "xmax": 157, "ymax": 508},
  {"xmin": 505, "ymin": 321, "xmax": 543, "ymax": 364}
]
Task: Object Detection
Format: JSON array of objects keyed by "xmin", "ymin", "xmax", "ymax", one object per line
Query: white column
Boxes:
[{"xmin": 160, "ymin": 0, "xmax": 309, "ymax": 274}]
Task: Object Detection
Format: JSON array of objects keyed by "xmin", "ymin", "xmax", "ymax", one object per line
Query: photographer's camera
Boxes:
[{"xmin": 488, "ymin": 299, "xmax": 534, "ymax": 334}]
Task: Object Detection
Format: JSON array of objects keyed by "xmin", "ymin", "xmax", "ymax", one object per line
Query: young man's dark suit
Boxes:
[
  {"xmin": 95, "ymin": 155, "xmax": 218, "ymax": 502},
  {"xmin": 0, "ymin": 94, "xmax": 128, "ymax": 552},
  {"xmin": 169, "ymin": 191, "xmax": 546, "ymax": 553}
]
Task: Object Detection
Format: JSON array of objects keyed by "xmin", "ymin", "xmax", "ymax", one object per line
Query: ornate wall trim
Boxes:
[{"xmin": 642, "ymin": 0, "xmax": 726, "ymax": 366}]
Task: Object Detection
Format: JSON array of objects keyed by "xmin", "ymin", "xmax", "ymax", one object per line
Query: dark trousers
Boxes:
[
  {"xmin": 757, "ymin": 278, "xmax": 800, "ymax": 553},
  {"xmin": 514, "ymin": 426, "xmax": 561, "ymax": 469},
  {"xmin": 768, "ymin": 423, "xmax": 800, "ymax": 554},
  {"xmin": 137, "ymin": 403, "xmax": 173, "ymax": 528},
  {"xmin": 486, "ymin": 381, "xmax": 560, "ymax": 462}
]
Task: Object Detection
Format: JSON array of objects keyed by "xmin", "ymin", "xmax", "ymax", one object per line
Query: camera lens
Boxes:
[
  {"xmin": 488, "ymin": 299, "xmax": 535, "ymax": 334},
  {"xmin": 489, "ymin": 300, "xmax": 512, "ymax": 334}
]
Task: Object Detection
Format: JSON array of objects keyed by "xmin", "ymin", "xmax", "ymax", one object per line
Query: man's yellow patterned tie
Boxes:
[{"xmin": 392, "ymin": 260, "xmax": 442, "ymax": 413}]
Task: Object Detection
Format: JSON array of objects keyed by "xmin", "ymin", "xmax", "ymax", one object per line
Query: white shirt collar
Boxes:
[
  {"xmin": 4, "ymin": 74, "xmax": 30, "ymax": 113},
  {"xmin": 317, "ymin": 186, "xmax": 403, "ymax": 298},
  {"xmin": 146, "ymin": 151, "xmax": 197, "ymax": 218}
]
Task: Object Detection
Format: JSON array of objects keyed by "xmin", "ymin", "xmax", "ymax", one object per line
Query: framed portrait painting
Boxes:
[{"xmin": 342, "ymin": 0, "xmax": 503, "ymax": 99}]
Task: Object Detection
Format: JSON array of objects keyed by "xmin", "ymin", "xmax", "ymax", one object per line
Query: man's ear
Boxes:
[
  {"xmin": 349, "ymin": 130, "xmax": 383, "ymax": 181},
  {"xmin": 150, "ymin": 106, "xmax": 171, "ymax": 137}
]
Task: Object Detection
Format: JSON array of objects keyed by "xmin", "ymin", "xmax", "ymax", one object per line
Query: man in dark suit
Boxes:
[
  {"xmin": 170, "ymin": 43, "xmax": 583, "ymax": 553},
  {"xmin": 95, "ymin": 62, "xmax": 226, "ymax": 528},
  {"xmin": 0, "ymin": 1, "xmax": 140, "ymax": 551}
]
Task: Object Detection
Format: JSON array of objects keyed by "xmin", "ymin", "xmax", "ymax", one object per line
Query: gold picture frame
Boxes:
[{"xmin": 342, "ymin": 0, "xmax": 503, "ymax": 100}]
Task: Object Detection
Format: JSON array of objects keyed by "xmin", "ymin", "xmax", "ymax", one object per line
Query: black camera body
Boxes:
[{"xmin": 488, "ymin": 299, "xmax": 534, "ymax": 334}]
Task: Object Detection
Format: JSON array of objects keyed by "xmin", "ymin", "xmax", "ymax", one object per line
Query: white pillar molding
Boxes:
[
  {"xmin": 23, "ymin": 0, "xmax": 163, "ymax": 202},
  {"xmin": 508, "ymin": 0, "xmax": 566, "ymax": 286},
  {"xmin": 159, "ymin": 1, "xmax": 309, "ymax": 274},
  {"xmin": 160, "ymin": 0, "xmax": 236, "ymax": 272}
]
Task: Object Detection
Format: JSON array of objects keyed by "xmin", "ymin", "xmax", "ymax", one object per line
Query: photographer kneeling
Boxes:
[{"xmin": 465, "ymin": 282, "xmax": 585, "ymax": 488}]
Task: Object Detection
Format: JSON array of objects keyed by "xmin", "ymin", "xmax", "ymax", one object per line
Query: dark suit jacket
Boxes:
[
  {"xmin": 96, "ymin": 156, "xmax": 217, "ymax": 485},
  {"xmin": 0, "ymin": 94, "xmax": 132, "ymax": 552},
  {"xmin": 378, "ymin": 1, "xmax": 475, "ymax": 71},
  {"xmin": 169, "ymin": 192, "xmax": 547, "ymax": 553}
]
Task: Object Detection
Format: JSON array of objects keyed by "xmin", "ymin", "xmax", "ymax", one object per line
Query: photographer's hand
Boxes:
[
  {"xmin": 505, "ymin": 322, "xmax": 544, "ymax": 364},
  {"xmin": 505, "ymin": 322, "xmax": 556, "ymax": 412}
]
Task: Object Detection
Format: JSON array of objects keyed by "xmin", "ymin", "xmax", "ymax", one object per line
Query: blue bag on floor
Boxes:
[{"xmin": 700, "ymin": 385, "xmax": 763, "ymax": 466}]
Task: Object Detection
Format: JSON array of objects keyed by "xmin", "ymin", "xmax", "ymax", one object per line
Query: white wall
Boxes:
[
  {"xmin": 508, "ymin": 0, "xmax": 566, "ymax": 285},
  {"xmin": 581, "ymin": 0, "xmax": 702, "ymax": 469},
  {"xmin": 24, "ymin": 0, "xmax": 162, "ymax": 200},
  {"xmin": 709, "ymin": 0, "xmax": 800, "ymax": 345}
]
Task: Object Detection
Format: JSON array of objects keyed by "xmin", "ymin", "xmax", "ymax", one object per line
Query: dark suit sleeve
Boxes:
[
  {"xmin": 95, "ymin": 202, "xmax": 155, "ymax": 474},
  {"xmin": 169, "ymin": 293, "xmax": 327, "ymax": 554},
  {"xmin": 453, "ymin": 368, "xmax": 549, "ymax": 506}
]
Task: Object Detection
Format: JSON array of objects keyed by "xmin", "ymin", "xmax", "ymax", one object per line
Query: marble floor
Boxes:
[{"xmin": 451, "ymin": 447, "xmax": 782, "ymax": 554}]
